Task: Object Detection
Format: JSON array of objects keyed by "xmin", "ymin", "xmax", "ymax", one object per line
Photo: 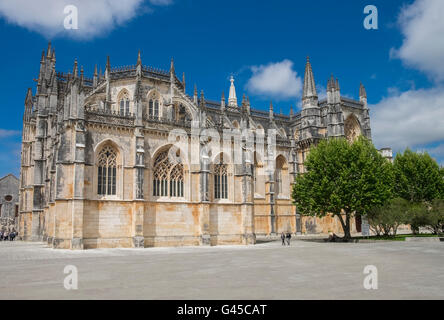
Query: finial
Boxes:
[
  {"xmin": 94, "ymin": 64, "xmax": 98, "ymax": 76},
  {"xmin": 73, "ymin": 59, "xmax": 78, "ymax": 77},
  {"xmin": 170, "ymin": 58, "xmax": 175, "ymax": 74},
  {"xmin": 47, "ymin": 41, "xmax": 52, "ymax": 58},
  {"xmin": 137, "ymin": 50, "xmax": 142, "ymax": 66}
]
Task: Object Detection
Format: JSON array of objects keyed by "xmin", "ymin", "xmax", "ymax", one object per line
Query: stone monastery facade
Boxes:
[{"xmin": 19, "ymin": 43, "xmax": 372, "ymax": 249}]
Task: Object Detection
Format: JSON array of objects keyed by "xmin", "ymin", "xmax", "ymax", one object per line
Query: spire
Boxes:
[
  {"xmin": 137, "ymin": 50, "xmax": 142, "ymax": 66},
  {"xmin": 170, "ymin": 58, "xmax": 175, "ymax": 75},
  {"xmin": 242, "ymin": 93, "xmax": 246, "ymax": 106},
  {"xmin": 303, "ymin": 56, "xmax": 317, "ymax": 99},
  {"xmin": 80, "ymin": 66, "xmax": 84, "ymax": 86},
  {"xmin": 290, "ymin": 105, "xmax": 294, "ymax": 118},
  {"xmin": 228, "ymin": 75, "xmax": 238, "ymax": 107},
  {"xmin": 221, "ymin": 91, "xmax": 226, "ymax": 109},
  {"xmin": 46, "ymin": 41, "xmax": 52, "ymax": 59},
  {"xmin": 336, "ymin": 78, "xmax": 340, "ymax": 91},
  {"xmin": 269, "ymin": 100, "xmax": 274, "ymax": 119},
  {"xmin": 182, "ymin": 72, "xmax": 186, "ymax": 91},
  {"xmin": 93, "ymin": 64, "xmax": 98, "ymax": 88},
  {"xmin": 360, "ymin": 82, "xmax": 368, "ymax": 108},
  {"xmin": 40, "ymin": 50, "xmax": 45, "ymax": 63},
  {"xmin": 51, "ymin": 49, "xmax": 56, "ymax": 62},
  {"xmin": 359, "ymin": 82, "xmax": 367, "ymax": 99},
  {"xmin": 200, "ymin": 90, "xmax": 205, "ymax": 107},
  {"xmin": 105, "ymin": 56, "xmax": 111, "ymax": 81},
  {"xmin": 193, "ymin": 84, "xmax": 198, "ymax": 104},
  {"xmin": 73, "ymin": 59, "xmax": 78, "ymax": 78}
]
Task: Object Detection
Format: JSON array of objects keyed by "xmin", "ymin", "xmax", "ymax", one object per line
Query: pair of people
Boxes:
[
  {"xmin": 0, "ymin": 230, "xmax": 16, "ymax": 241},
  {"xmin": 281, "ymin": 232, "xmax": 292, "ymax": 246}
]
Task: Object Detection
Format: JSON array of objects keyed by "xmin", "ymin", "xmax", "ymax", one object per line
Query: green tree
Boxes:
[
  {"xmin": 292, "ymin": 136, "xmax": 393, "ymax": 240},
  {"xmin": 393, "ymin": 149, "xmax": 444, "ymax": 202},
  {"xmin": 424, "ymin": 199, "xmax": 444, "ymax": 235},
  {"xmin": 367, "ymin": 198, "xmax": 413, "ymax": 236}
]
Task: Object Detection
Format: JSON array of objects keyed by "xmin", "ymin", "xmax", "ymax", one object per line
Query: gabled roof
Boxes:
[{"xmin": 0, "ymin": 174, "xmax": 19, "ymax": 183}]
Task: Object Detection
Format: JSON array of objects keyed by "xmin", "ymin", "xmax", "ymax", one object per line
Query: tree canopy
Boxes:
[
  {"xmin": 393, "ymin": 149, "xmax": 444, "ymax": 203},
  {"xmin": 292, "ymin": 136, "xmax": 393, "ymax": 239}
]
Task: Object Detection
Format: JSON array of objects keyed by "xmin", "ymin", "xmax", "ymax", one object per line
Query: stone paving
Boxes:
[{"xmin": 0, "ymin": 240, "xmax": 443, "ymax": 300}]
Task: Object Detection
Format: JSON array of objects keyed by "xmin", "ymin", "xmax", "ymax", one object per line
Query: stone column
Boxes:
[
  {"xmin": 71, "ymin": 120, "xmax": 85, "ymax": 249},
  {"xmin": 133, "ymin": 128, "xmax": 145, "ymax": 248}
]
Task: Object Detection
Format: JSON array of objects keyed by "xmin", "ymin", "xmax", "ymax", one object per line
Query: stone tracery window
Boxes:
[
  {"xmin": 118, "ymin": 91, "xmax": 130, "ymax": 116},
  {"xmin": 97, "ymin": 146, "xmax": 117, "ymax": 196},
  {"xmin": 153, "ymin": 150, "xmax": 184, "ymax": 198},
  {"xmin": 213, "ymin": 155, "xmax": 228, "ymax": 200},
  {"xmin": 148, "ymin": 92, "xmax": 160, "ymax": 119}
]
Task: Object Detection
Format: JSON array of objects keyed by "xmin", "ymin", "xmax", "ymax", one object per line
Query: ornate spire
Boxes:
[
  {"xmin": 228, "ymin": 75, "xmax": 238, "ymax": 107},
  {"xmin": 290, "ymin": 105, "xmax": 294, "ymax": 118},
  {"xmin": 303, "ymin": 56, "xmax": 317, "ymax": 99},
  {"xmin": 221, "ymin": 91, "xmax": 226, "ymax": 109},
  {"xmin": 73, "ymin": 59, "xmax": 78, "ymax": 78},
  {"xmin": 106, "ymin": 56, "xmax": 111, "ymax": 72},
  {"xmin": 170, "ymin": 58, "xmax": 175, "ymax": 75},
  {"xmin": 269, "ymin": 100, "xmax": 274, "ymax": 119},
  {"xmin": 80, "ymin": 66, "xmax": 84, "ymax": 86},
  {"xmin": 137, "ymin": 50, "xmax": 142, "ymax": 66},
  {"xmin": 93, "ymin": 64, "xmax": 98, "ymax": 88},
  {"xmin": 200, "ymin": 90, "xmax": 205, "ymax": 107},
  {"xmin": 46, "ymin": 41, "xmax": 52, "ymax": 58},
  {"xmin": 193, "ymin": 84, "xmax": 198, "ymax": 104},
  {"xmin": 182, "ymin": 72, "xmax": 186, "ymax": 91},
  {"xmin": 359, "ymin": 82, "xmax": 367, "ymax": 99}
]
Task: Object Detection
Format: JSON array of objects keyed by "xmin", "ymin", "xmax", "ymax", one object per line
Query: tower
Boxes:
[
  {"xmin": 300, "ymin": 57, "xmax": 321, "ymax": 141},
  {"xmin": 228, "ymin": 76, "xmax": 238, "ymax": 107},
  {"xmin": 326, "ymin": 75, "xmax": 345, "ymax": 138}
]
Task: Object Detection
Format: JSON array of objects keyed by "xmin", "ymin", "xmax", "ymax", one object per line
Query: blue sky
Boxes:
[{"xmin": 0, "ymin": 0, "xmax": 443, "ymax": 177}]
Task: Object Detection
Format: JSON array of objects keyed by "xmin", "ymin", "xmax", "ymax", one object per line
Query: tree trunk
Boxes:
[
  {"xmin": 344, "ymin": 213, "xmax": 351, "ymax": 240},
  {"xmin": 337, "ymin": 212, "xmax": 351, "ymax": 241}
]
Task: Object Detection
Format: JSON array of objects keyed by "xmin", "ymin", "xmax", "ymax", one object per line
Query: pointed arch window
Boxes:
[
  {"xmin": 214, "ymin": 156, "xmax": 228, "ymax": 199},
  {"xmin": 118, "ymin": 91, "xmax": 130, "ymax": 116},
  {"xmin": 97, "ymin": 146, "xmax": 117, "ymax": 196},
  {"xmin": 148, "ymin": 93, "xmax": 160, "ymax": 119},
  {"xmin": 153, "ymin": 150, "xmax": 184, "ymax": 198}
]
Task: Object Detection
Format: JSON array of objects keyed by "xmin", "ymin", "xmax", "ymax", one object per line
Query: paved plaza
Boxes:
[{"xmin": 0, "ymin": 240, "xmax": 443, "ymax": 300}]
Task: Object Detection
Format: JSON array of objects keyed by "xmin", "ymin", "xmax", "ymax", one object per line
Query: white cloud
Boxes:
[
  {"xmin": 246, "ymin": 60, "xmax": 303, "ymax": 99},
  {"xmin": 391, "ymin": 0, "xmax": 444, "ymax": 81},
  {"xmin": 0, "ymin": 0, "xmax": 171, "ymax": 40},
  {"xmin": 0, "ymin": 129, "xmax": 20, "ymax": 138},
  {"xmin": 370, "ymin": 87, "xmax": 444, "ymax": 152}
]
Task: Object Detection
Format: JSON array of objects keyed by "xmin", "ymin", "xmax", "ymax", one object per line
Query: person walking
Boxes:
[
  {"xmin": 281, "ymin": 232, "xmax": 286, "ymax": 246},
  {"xmin": 286, "ymin": 232, "xmax": 292, "ymax": 246}
]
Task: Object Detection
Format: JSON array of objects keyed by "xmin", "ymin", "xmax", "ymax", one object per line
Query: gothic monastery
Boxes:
[{"xmin": 19, "ymin": 43, "xmax": 373, "ymax": 249}]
